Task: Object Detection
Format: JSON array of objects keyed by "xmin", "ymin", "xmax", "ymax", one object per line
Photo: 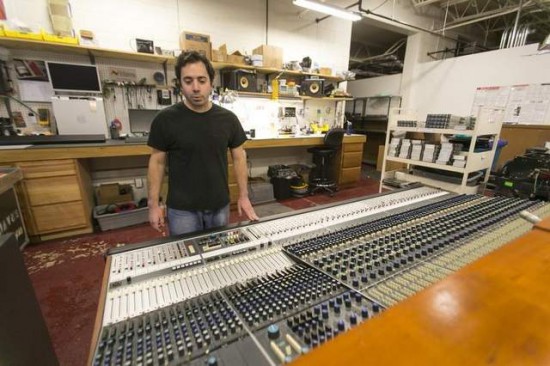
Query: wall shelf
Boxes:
[
  {"xmin": 0, "ymin": 36, "xmax": 345, "ymax": 82},
  {"xmin": 235, "ymin": 91, "xmax": 352, "ymax": 101},
  {"xmin": 0, "ymin": 37, "xmax": 173, "ymax": 64}
]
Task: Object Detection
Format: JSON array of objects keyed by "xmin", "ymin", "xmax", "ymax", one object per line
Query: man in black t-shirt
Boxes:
[{"xmin": 147, "ymin": 51, "xmax": 258, "ymax": 236}]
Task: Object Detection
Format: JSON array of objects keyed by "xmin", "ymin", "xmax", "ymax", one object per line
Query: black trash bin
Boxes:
[{"xmin": 271, "ymin": 176, "xmax": 293, "ymax": 200}]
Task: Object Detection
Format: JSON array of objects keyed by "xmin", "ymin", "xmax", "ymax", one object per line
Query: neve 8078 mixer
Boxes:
[{"xmin": 89, "ymin": 186, "xmax": 550, "ymax": 366}]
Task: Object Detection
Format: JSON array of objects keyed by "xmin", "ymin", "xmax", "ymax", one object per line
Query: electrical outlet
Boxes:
[{"xmin": 135, "ymin": 178, "xmax": 143, "ymax": 188}]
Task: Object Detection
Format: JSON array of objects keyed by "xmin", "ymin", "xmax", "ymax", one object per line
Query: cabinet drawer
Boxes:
[
  {"xmin": 339, "ymin": 167, "xmax": 361, "ymax": 184},
  {"xmin": 229, "ymin": 183, "xmax": 239, "ymax": 204},
  {"xmin": 17, "ymin": 159, "xmax": 76, "ymax": 179},
  {"xmin": 25, "ymin": 175, "xmax": 82, "ymax": 206},
  {"xmin": 342, "ymin": 152, "xmax": 362, "ymax": 168},
  {"xmin": 228, "ymin": 164, "xmax": 236, "ymax": 184},
  {"xmin": 32, "ymin": 201, "xmax": 88, "ymax": 233},
  {"xmin": 343, "ymin": 143, "xmax": 363, "ymax": 153}
]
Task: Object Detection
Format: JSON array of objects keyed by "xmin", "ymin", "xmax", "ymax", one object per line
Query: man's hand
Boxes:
[
  {"xmin": 238, "ymin": 196, "xmax": 259, "ymax": 221},
  {"xmin": 149, "ymin": 206, "xmax": 166, "ymax": 234}
]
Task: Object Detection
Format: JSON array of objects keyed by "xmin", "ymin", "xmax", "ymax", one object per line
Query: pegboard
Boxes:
[{"xmin": 3, "ymin": 48, "xmax": 177, "ymax": 134}]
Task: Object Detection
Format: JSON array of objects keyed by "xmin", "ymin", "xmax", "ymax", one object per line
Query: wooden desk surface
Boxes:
[
  {"xmin": 0, "ymin": 135, "xmax": 366, "ymax": 163},
  {"xmin": 292, "ymin": 218, "xmax": 550, "ymax": 366}
]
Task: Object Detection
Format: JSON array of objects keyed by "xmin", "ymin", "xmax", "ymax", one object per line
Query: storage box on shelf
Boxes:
[
  {"xmin": 379, "ymin": 108, "xmax": 504, "ymax": 194},
  {"xmin": 94, "ymin": 204, "xmax": 148, "ymax": 231}
]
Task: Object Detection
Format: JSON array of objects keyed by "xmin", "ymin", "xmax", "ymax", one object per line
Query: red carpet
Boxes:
[{"xmin": 22, "ymin": 177, "xmax": 379, "ymax": 366}]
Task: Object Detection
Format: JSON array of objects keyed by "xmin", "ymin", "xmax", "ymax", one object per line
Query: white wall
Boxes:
[
  {"xmin": 4, "ymin": 0, "xmax": 351, "ymax": 72},
  {"xmin": 347, "ymin": 74, "xmax": 402, "ymax": 97},
  {"xmin": 408, "ymin": 44, "xmax": 550, "ymax": 120},
  {"xmin": 351, "ymin": 43, "xmax": 550, "ymax": 123}
]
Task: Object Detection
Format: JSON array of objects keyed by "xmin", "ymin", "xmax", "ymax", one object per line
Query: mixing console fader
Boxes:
[{"xmin": 90, "ymin": 186, "xmax": 550, "ymax": 365}]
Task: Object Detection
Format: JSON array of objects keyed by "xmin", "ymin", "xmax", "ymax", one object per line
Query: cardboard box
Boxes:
[
  {"xmin": 319, "ymin": 67, "xmax": 332, "ymax": 76},
  {"xmin": 227, "ymin": 50, "xmax": 245, "ymax": 65},
  {"xmin": 253, "ymin": 44, "xmax": 283, "ymax": 69},
  {"xmin": 96, "ymin": 183, "xmax": 134, "ymax": 205},
  {"xmin": 212, "ymin": 44, "xmax": 228, "ymax": 62},
  {"xmin": 179, "ymin": 31, "xmax": 212, "ymax": 60},
  {"xmin": 48, "ymin": 0, "xmax": 73, "ymax": 37}
]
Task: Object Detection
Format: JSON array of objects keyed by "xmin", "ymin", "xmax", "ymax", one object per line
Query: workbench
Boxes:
[{"xmin": 0, "ymin": 135, "xmax": 366, "ymax": 242}]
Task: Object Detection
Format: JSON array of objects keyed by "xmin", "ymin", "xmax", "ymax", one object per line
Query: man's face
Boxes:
[{"xmin": 180, "ymin": 62, "xmax": 212, "ymax": 109}]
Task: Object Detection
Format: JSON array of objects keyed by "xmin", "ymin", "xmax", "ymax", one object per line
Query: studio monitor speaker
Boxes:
[
  {"xmin": 300, "ymin": 79, "xmax": 324, "ymax": 97},
  {"xmin": 222, "ymin": 70, "xmax": 257, "ymax": 92}
]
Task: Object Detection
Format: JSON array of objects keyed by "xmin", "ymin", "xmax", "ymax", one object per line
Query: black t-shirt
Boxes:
[{"xmin": 147, "ymin": 103, "xmax": 247, "ymax": 210}]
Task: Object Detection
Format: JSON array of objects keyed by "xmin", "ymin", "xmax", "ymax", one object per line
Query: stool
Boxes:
[{"xmin": 307, "ymin": 128, "xmax": 345, "ymax": 196}]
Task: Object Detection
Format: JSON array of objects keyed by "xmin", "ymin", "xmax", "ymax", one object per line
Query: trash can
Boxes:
[
  {"xmin": 271, "ymin": 176, "xmax": 293, "ymax": 200},
  {"xmin": 491, "ymin": 139, "xmax": 508, "ymax": 172}
]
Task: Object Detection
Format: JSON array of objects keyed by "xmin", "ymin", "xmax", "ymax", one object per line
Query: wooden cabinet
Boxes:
[
  {"xmin": 227, "ymin": 155, "xmax": 239, "ymax": 204},
  {"xmin": 338, "ymin": 142, "xmax": 364, "ymax": 185},
  {"xmin": 15, "ymin": 159, "xmax": 93, "ymax": 242}
]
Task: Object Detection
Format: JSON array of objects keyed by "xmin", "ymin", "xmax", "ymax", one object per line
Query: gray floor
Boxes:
[
  {"xmin": 362, "ymin": 163, "xmax": 381, "ymax": 181},
  {"xmin": 250, "ymin": 201, "xmax": 294, "ymax": 217}
]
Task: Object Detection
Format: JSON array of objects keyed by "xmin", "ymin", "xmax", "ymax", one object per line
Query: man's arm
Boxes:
[
  {"xmin": 230, "ymin": 146, "xmax": 259, "ymax": 221},
  {"xmin": 147, "ymin": 148, "xmax": 167, "ymax": 232}
]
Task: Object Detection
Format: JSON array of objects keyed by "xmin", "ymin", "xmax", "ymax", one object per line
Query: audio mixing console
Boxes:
[{"xmin": 90, "ymin": 186, "xmax": 550, "ymax": 366}]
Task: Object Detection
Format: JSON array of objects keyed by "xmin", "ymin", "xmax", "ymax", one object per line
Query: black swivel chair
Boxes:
[{"xmin": 307, "ymin": 128, "xmax": 345, "ymax": 196}]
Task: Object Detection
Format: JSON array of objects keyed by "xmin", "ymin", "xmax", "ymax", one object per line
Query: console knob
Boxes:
[{"xmin": 267, "ymin": 324, "xmax": 280, "ymax": 340}]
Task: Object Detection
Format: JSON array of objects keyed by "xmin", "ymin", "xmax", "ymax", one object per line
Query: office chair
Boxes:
[{"xmin": 307, "ymin": 128, "xmax": 345, "ymax": 196}]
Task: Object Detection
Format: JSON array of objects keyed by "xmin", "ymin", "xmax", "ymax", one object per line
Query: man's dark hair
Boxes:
[{"xmin": 175, "ymin": 51, "xmax": 215, "ymax": 84}]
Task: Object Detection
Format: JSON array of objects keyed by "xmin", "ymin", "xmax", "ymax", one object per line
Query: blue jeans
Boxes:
[{"xmin": 167, "ymin": 204, "xmax": 230, "ymax": 236}]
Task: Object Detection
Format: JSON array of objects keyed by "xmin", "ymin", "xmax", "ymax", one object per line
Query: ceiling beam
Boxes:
[{"xmin": 435, "ymin": 1, "xmax": 535, "ymax": 31}]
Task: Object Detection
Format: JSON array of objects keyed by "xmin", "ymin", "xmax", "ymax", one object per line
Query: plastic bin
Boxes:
[
  {"xmin": 249, "ymin": 181, "xmax": 275, "ymax": 204},
  {"xmin": 94, "ymin": 204, "xmax": 148, "ymax": 231}
]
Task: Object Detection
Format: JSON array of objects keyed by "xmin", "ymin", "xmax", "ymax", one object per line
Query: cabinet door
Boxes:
[
  {"xmin": 32, "ymin": 202, "xmax": 88, "ymax": 233},
  {"xmin": 18, "ymin": 159, "xmax": 76, "ymax": 179},
  {"xmin": 229, "ymin": 183, "xmax": 239, "ymax": 204},
  {"xmin": 342, "ymin": 152, "xmax": 362, "ymax": 168},
  {"xmin": 25, "ymin": 175, "xmax": 82, "ymax": 206},
  {"xmin": 339, "ymin": 167, "xmax": 361, "ymax": 185},
  {"xmin": 343, "ymin": 143, "xmax": 363, "ymax": 153}
]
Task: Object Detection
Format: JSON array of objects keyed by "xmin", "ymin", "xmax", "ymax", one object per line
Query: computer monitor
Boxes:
[
  {"xmin": 46, "ymin": 62, "xmax": 102, "ymax": 94},
  {"xmin": 128, "ymin": 109, "xmax": 158, "ymax": 134}
]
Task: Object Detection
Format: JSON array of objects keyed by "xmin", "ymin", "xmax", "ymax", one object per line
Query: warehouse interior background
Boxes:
[{"xmin": 1, "ymin": 1, "xmax": 550, "ymax": 366}]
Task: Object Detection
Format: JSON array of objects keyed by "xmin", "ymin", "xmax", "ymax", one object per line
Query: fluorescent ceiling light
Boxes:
[{"xmin": 293, "ymin": 0, "xmax": 362, "ymax": 21}]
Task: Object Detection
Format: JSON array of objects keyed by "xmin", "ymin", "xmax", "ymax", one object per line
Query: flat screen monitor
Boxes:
[{"xmin": 46, "ymin": 61, "xmax": 102, "ymax": 94}]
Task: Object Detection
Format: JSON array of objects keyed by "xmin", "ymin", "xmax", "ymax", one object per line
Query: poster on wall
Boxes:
[
  {"xmin": 471, "ymin": 85, "xmax": 510, "ymax": 116},
  {"xmin": 472, "ymin": 83, "xmax": 550, "ymax": 125},
  {"xmin": 503, "ymin": 84, "xmax": 550, "ymax": 124}
]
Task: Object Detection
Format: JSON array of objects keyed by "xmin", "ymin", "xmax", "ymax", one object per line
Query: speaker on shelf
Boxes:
[
  {"xmin": 222, "ymin": 69, "xmax": 257, "ymax": 92},
  {"xmin": 300, "ymin": 79, "xmax": 324, "ymax": 97}
]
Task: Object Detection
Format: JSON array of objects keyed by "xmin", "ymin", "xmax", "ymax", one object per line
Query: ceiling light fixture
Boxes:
[{"xmin": 293, "ymin": 0, "xmax": 362, "ymax": 21}]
